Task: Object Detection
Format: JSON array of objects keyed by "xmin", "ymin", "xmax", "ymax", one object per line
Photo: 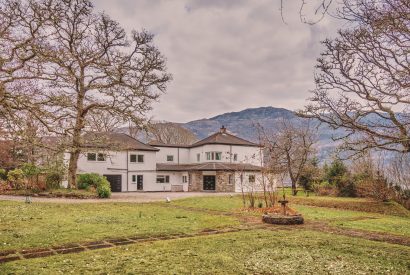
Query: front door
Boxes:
[
  {"xmin": 104, "ymin": 174, "xmax": 122, "ymax": 192},
  {"xmin": 137, "ymin": 175, "xmax": 143, "ymax": 191},
  {"xmin": 203, "ymin": 175, "xmax": 216, "ymax": 191}
]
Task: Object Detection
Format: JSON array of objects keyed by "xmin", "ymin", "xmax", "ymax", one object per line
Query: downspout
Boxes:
[
  {"xmin": 230, "ymin": 145, "xmax": 232, "ymax": 163},
  {"xmin": 126, "ymin": 150, "xmax": 129, "ymax": 192},
  {"xmin": 178, "ymin": 148, "xmax": 180, "ymax": 165}
]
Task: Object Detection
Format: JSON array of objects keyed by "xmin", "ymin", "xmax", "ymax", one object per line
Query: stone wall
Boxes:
[
  {"xmin": 188, "ymin": 171, "xmax": 203, "ymax": 192},
  {"xmin": 188, "ymin": 171, "xmax": 235, "ymax": 192}
]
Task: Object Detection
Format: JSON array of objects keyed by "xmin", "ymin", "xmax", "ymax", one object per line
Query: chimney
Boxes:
[{"xmin": 220, "ymin": 125, "xmax": 227, "ymax": 134}]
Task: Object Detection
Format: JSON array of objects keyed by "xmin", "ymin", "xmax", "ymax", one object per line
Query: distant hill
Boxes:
[{"xmin": 182, "ymin": 106, "xmax": 342, "ymax": 161}]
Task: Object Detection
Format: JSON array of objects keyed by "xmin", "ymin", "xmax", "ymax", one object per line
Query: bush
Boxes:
[
  {"xmin": 77, "ymin": 173, "xmax": 101, "ymax": 190},
  {"xmin": 45, "ymin": 171, "xmax": 63, "ymax": 189},
  {"xmin": 96, "ymin": 177, "xmax": 111, "ymax": 198},
  {"xmin": 7, "ymin": 168, "xmax": 25, "ymax": 189},
  {"xmin": 77, "ymin": 173, "xmax": 111, "ymax": 198},
  {"xmin": 312, "ymin": 181, "xmax": 338, "ymax": 196},
  {"xmin": 0, "ymin": 169, "xmax": 7, "ymax": 180}
]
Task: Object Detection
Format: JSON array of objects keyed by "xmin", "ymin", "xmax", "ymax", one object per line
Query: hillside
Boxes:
[{"xmin": 182, "ymin": 106, "xmax": 341, "ymax": 161}]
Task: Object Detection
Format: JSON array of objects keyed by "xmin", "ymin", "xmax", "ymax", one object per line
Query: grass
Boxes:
[
  {"xmin": 1, "ymin": 229, "xmax": 409, "ymax": 274},
  {"xmin": 0, "ymin": 201, "xmax": 239, "ymax": 251},
  {"xmin": 1, "ymin": 188, "xmax": 99, "ymax": 199},
  {"xmin": 172, "ymin": 196, "xmax": 410, "ymax": 237}
]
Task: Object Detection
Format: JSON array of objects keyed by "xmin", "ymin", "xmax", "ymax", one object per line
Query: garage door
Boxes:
[{"xmin": 104, "ymin": 174, "xmax": 122, "ymax": 192}]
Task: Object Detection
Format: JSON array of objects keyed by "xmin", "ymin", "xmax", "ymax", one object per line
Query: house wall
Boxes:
[
  {"xmin": 189, "ymin": 144, "xmax": 262, "ymax": 165},
  {"xmin": 154, "ymin": 147, "xmax": 190, "ymax": 164}
]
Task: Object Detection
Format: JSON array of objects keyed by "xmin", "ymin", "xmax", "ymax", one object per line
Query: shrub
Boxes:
[
  {"xmin": 46, "ymin": 171, "xmax": 63, "ymax": 189},
  {"xmin": 0, "ymin": 168, "xmax": 7, "ymax": 180},
  {"xmin": 96, "ymin": 177, "xmax": 111, "ymax": 198},
  {"xmin": 77, "ymin": 173, "xmax": 101, "ymax": 190},
  {"xmin": 7, "ymin": 168, "xmax": 25, "ymax": 189},
  {"xmin": 21, "ymin": 163, "xmax": 41, "ymax": 178},
  {"xmin": 77, "ymin": 173, "xmax": 111, "ymax": 198},
  {"xmin": 312, "ymin": 181, "xmax": 338, "ymax": 196}
]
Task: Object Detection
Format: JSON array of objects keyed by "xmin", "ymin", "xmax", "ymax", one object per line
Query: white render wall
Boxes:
[
  {"xmin": 66, "ymin": 143, "xmax": 264, "ymax": 192},
  {"xmin": 154, "ymin": 147, "xmax": 190, "ymax": 164}
]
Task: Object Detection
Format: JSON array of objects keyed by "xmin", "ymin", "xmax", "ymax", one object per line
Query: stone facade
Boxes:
[{"xmin": 188, "ymin": 171, "xmax": 235, "ymax": 192}]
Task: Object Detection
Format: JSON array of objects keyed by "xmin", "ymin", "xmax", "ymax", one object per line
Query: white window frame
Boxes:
[
  {"xmin": 130, "ymin": 154, "xmax": 144, "ymax": 163},
  {"xmin": 87, "ymin": 153, "xmax": 96, "ymax": 161},
  {"xmin": 167, "ymin": 155, "xmax": 174, "ymax": 162},
  {"xmin": 249, "ymin": 174, "xmax": 255, "ymax": 183},
  {"xmin": 156, "ymin": 175, "xmax": 170, "ymax": 183},
  {"xmin": 182, "ymin": 175, "xmax": 188, "ymax": 183},
  {"xmin": 87, "ymin": 152, "xmax": 106, "ymax": 162},
  {"xmin": 205, "ymin": 151, "xmax": 222, "ymax": 161}
]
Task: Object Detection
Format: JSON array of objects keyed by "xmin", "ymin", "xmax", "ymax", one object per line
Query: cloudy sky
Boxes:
[{"xmin": 94, "ymin": 0, "xmax": 341, "ymax": 123}]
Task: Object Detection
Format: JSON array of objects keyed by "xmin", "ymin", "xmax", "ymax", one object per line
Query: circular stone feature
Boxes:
[{"xmin": 262, "ymin": 214, "xmax": 304, "ymax": 225}]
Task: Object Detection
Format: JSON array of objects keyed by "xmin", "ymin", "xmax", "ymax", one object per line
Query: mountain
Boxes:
[{"xmin": 182, "ymin": 106, "xmax": 341, "ymax": 161}]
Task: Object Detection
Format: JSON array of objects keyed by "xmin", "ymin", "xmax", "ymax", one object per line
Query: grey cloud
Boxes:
[{"xmin": 93, "ymin": 0, "xmax": 341, "ymax": 122}]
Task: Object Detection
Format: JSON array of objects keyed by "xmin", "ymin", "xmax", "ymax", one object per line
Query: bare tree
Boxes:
[
  {"xmin": 148, "ymin": 122, "xmax": 197, "ymax": 145},
  {"xmin": 279, "ymin": 0, "xmax": 333, "ymax": 24},
  {"xmin": 300, "ymin": 0, "xmax": 410, "ymax": 156},
  {"xmin": 261, "ymin": 119, "xmax": 317, "ymax": 196},
  {"xmin": 1, "ymin": 0, "xmax": 171, "ymax": 187}
]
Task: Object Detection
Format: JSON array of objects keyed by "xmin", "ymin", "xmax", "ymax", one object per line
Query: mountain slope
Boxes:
[{"xmin": 182, "ymin": 106, "xmax": 340, "ymax": 161}]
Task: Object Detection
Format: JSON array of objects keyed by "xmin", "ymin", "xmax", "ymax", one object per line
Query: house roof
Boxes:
[
  {"xmin": 156, "ymin": 162, "xmax": 262, "ymax": 172},
  {"xmin": 83, "ymin": 132, "xmax": 159, "ymax": 151},
  {"xmin": 190, "ymin": 126, "xmax": 259, "ymax": 148},
  {"xmin": 148, "ymin": 140, "xmax": 191, "ymax": 148}
]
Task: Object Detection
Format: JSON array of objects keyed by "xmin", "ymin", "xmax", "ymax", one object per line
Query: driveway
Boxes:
[{"xmin": 0, "ymin": 192, "xmax": 236, "ymax": 204}]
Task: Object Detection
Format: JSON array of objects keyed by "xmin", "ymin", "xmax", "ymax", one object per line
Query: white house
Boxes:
[{"xmin": 68, "ymin": 126, "xmax": 272, "ymax": 192}]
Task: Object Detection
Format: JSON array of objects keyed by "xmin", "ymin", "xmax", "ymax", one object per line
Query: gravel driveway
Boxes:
[{"xmin": 0, "ymin": 192, "xmax": 236, "ymax": 204}]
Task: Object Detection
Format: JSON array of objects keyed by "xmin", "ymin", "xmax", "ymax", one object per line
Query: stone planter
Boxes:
[{"xmin": 262, "ymin": 214, "xmax": 304, "ymax": 225}]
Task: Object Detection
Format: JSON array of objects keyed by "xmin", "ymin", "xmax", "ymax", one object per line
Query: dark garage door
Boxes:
[{"xmin": 104, "ymin": 175, "xmax": 122, "ymax": 192}]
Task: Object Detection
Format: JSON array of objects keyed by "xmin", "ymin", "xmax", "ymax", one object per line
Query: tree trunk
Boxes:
[
  {"xmin": 291, "ymin": 180, "xmax": 297, "ymax": 196},
  {"xmin": 67, "ymin": 149, "xmax": 80, "ymax": 189}
]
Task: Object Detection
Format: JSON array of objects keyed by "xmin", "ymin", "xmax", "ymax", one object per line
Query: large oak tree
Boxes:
[{"xmin": 0, "ymin": 0, "xmax": 171, "ymax": 187}]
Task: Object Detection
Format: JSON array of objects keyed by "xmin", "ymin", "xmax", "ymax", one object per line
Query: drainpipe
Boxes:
[
  {"xmin": 126, "ymin": 150, "xmax": 129, "ymax": 192},
  {"xmin": 230, "ymin": 145, "xmax": 232, "ymax": 163},
  {"xmin": 178, "ymin": 147, "xmax": 180, "ymax": 165}
]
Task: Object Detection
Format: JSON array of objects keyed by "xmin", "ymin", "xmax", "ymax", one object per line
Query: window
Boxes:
[
  {"xmin": 156, "ymin": 175, "xmax": 170, "ymax": 183},
  {"xmin": 167, "ymin": 155, "xmax": 174, "ymax": 162},
  {"xmin": 205, "ymin": 151, "xmax": 222, "ymax": 161},
  {"xmin": 182, "ymin": 175, "xmax": 188, "ymax": 183},
  {"xmin": 249, "ymin": 175, "xmax": 255, "ymax": 183},
  {"xmin": 87, "ymin": 153, "xmax": 96, "ymax": 161},
  {"xmin": 197, "ymin": 153, "xmax": 200, "ymax": 162},
  {"xmin": 132, "ymin": 175, "xmax": 136, "ymax": 183},
  {"xmin": 130, "ymin": 154, "xmax": 144, "ymax": 163},
  {"xmin": 228, "ymin": 174, "xmax": 234, "ymax": 185},
  {"xmin": 97, "ymin": 153, "xmax": 106, "ymax": 161},
  {"xmin": 233, "ymin": 154, "xmax": 238, "ymax": 161}
]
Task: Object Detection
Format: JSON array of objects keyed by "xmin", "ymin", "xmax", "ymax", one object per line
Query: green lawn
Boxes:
[
  {"xmin": 172, "ymin": 196, "xmax": 410, "ymax": 237},
  {"xmin": 1, "ymin": 230, "xmax": 409, "ymax": 274},
  {"xmin": 0, "ymin": 201, "xmax": 239, "ymax": 251},
  {"xmin": 0, "ymin": 195, "xmax": 409, "ymax": 274}
]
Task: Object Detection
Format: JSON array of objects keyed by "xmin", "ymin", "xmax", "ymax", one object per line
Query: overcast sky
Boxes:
[{"xmin": 94, "ymin": 0, "xmax": 341, "ymax": 123}]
